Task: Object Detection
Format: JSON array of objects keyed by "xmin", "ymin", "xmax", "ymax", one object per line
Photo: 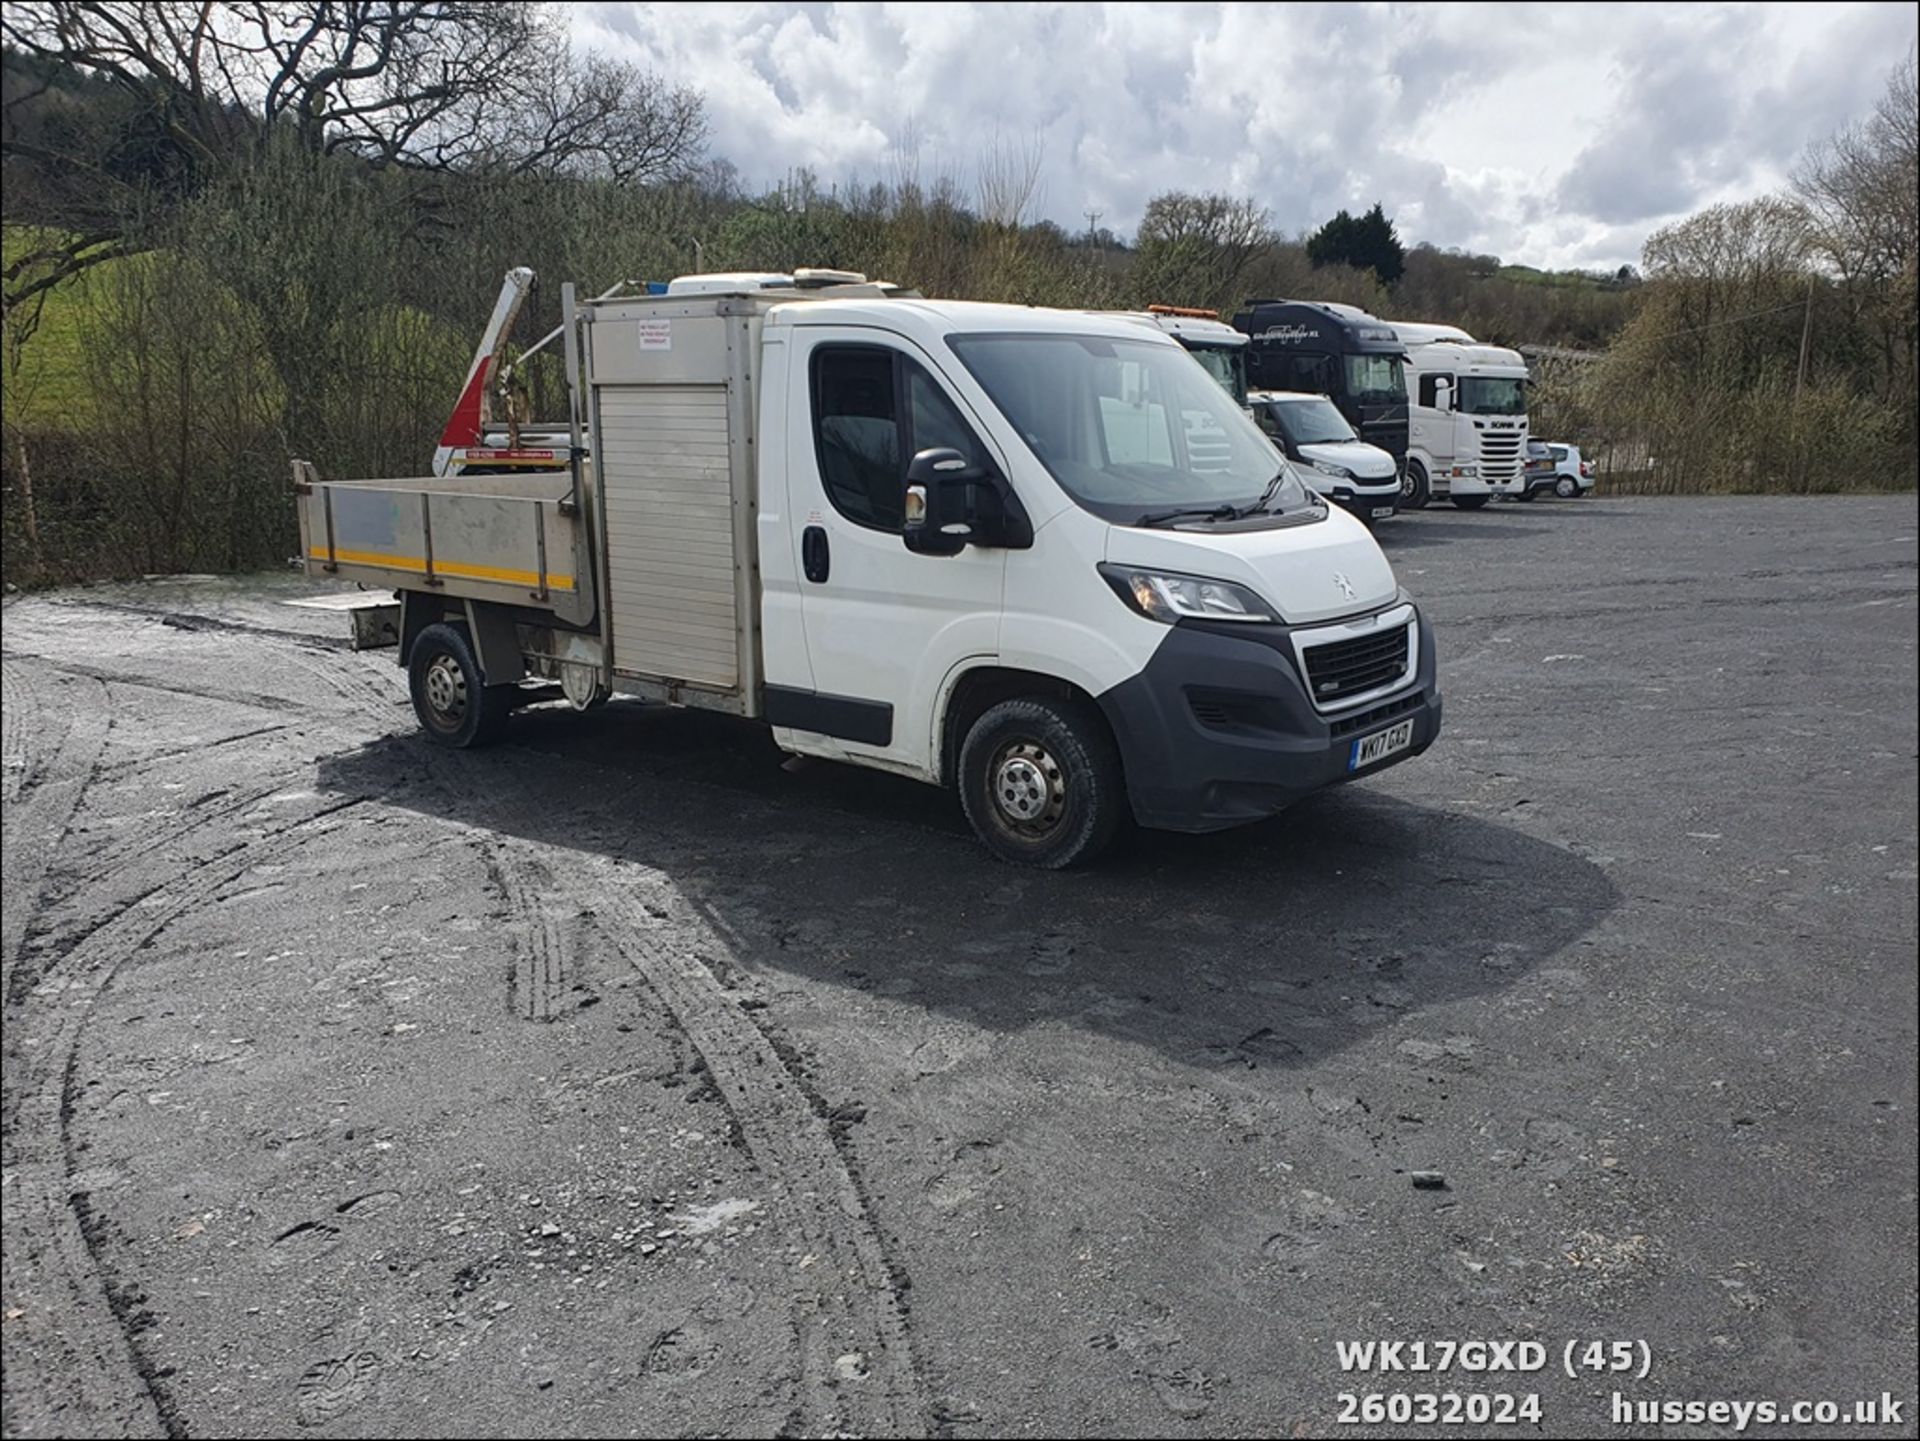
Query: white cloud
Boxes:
[{"xmin": 573, "ymin": 1, "xmax": 1919, "ymax": 271}]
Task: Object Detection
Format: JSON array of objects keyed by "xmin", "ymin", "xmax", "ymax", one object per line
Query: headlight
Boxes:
[
  {"xmin": 1311, "ymin": 461, "xmax": 1355, "ymax": 481},
  {"xmin": 1098, "ymin": 564, "xmax": 1274, "ymax": 624}
]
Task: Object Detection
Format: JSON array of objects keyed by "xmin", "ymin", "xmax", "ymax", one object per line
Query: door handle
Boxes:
[{"xmin": 801, "ymin": 525, "xmax": 830, "ymax": 584}]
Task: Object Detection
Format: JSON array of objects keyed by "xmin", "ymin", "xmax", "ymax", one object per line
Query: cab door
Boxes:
[
  {"xmin": 1412, "ymin": 369, "xmax": 1453, "ymax": 463},
  {"xmin": 773, "ymin": 328, "xmax": 1008, "ymax": 777}
]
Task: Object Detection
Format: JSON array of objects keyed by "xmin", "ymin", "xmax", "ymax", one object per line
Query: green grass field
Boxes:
[{"xmin": 0, "ymin": 225, "xmax": 143, "ymax": 431}]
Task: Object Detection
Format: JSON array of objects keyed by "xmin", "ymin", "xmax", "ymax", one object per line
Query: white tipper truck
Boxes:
[
  {"xmin": 1390, "ymin": 321, "xmax": 1530, "ymax": 510},
  {"xmin": 297, "ymin": 273, "xmax": 1442, "ymax": 867}
]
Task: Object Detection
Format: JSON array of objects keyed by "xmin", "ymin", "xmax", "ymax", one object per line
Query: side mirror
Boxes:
[
  {"xmin": 1433, "ymin": 377, "xmax": 1454, "ymax": 413},
  {"xmin": 903, "ymin": 447, "xmax": 977, "ymax": 555}
]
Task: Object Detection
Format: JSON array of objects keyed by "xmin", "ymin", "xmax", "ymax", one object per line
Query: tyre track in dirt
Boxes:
[
  {"xmin": 2, "ymin": 797, "xmax": 365, "ymax": 1440},
  {"xmin": 292, "ymin": 642, "xmax": 934, "ymax": 1433},
  {"xmin": 565, "ymin": 861, "xmax": 928, "ymax": 1437},
  {"xmin": 3, "ymin": 611, "xmax": 399, "ymax": 1439},
  {"xmin": 9, "ymin": 606, "xmax": 929, "ymax": 1435},
  {"xmin": 1, "ymin": 654, "xmax": 36, "ymax": 803},
  {"xmin": 8, "ymin": 634, "xmax": 403, "ymax": 991},
  {"xmin": 419, "ymin": 739, "xmax": 931, "ymax": 1436},
  {"xmin": 2, "ymin": 658, "xmax": 111, "ymax": 1006}
]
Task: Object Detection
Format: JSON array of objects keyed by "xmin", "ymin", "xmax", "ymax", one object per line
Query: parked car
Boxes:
[
  {"xmin": 1248, "ymin": 389, "xmax": 1401, "ymax": 525},
  {"xmin": 1519, "ymin": 440, "xmax": 1595, "ymax": 499},
  {"xmin": 1517, "ymin": 438, "xmax": 1555, "ymax": 499},
  {"xmin": 1546, "ymin": 443, "xmax": 1594, "ymax": 497}
]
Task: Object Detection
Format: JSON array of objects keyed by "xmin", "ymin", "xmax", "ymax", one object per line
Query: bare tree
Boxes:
[
  {"xmin": 975, "ymin": 131, "xmax": 1044, "ymax": 229},
  {"xmin": 1793, "ymin": 48, "xmax": 1918, "ymax": 423},
  {"xmin": 1, "ymin": 2, "xmax": 707, "ymax": 309},
  {"xmin": 1129, "ymin": 191, "xmax": 1272, "ymax": 311}
]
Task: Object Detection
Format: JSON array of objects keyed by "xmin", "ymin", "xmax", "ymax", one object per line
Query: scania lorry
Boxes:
[
  {"xmin": 297, "ymin": 274, "xmax": 1441, "ymax": 867},
  {"xmin": 1389, "ymin": 321, "xmax": 1530, "ymax": 510}
]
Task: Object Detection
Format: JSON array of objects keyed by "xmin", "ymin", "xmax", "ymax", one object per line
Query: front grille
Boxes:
[
  {"xmin": 1328, "ymin": 689, "xmax": 1424, "ymax": 738},
  {"xmin": 1479, "ymin": 433, "xmax": 1521, "ymax": 483},
  {"xmin": 1299, "ymin": 622, "xmax": 1412, "ymax": 706}
]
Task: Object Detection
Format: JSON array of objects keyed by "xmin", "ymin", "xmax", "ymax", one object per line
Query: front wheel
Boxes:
[
  {"xmin": 408, "ymin": 622, "xmax": 512, "ymax": 748},
  {"xmin": 1400, "ymin": 460, "xmax": 1431, "ymax": 510},
  {"xmin": 1452, "ymin": 494, "xmax": 1489, "ymax": 511},
  {"xmin": 958, "ymin": 696, "xmax": 1125, "ymax": 868},
  {"xmin": 1555, "ymin": 476, "xmax": 1579, "ymax": 498}
]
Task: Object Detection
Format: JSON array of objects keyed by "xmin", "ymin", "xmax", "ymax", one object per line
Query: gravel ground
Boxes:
[{"xmin": 2, "ymin": 494, "xmax": 1915, "ymax": 1439}]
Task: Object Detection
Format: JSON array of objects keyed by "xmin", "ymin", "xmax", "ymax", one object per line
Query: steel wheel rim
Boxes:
[
  {"xmin": 989, "ymin": 739, "xmax": 1067, "ymax": 838},
  {"xmin": 423, "ymin": 653, "xmax": 468, "ymax": 730}
]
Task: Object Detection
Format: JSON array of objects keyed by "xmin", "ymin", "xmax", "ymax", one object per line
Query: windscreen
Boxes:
[
  {"xmin": 1458, "ymin": 376, "xmax": 1527, "ymax": 416},
  {"xmin": 1184, "ymin": 345, "xmax": 1249, "ymax": 407},
  {"xmin": 949, "ymin": 332, "xmax": 1318, "ymax": 526},
  {"xmin": 1268, "ymin": 397, "xmax": 1356, "ymax": 446},
  {"xmin": 1343, "ymin": 353, "xmax": 1407, "ymax": 405}
]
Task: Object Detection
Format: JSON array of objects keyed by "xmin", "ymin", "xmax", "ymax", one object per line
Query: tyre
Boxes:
[
  {"xmin": 408, "ymin": 622, "xmax": 513, "ymax": 748},
  {"xmin": 1555, "ymin": 475, "xmax": 1579, "ymax": 498},
  {"xmin": 1452, "ymin": 494, "xmax": 1489, "ymax": 511},
  {"xmin": 958, "ymin": 696, "xmax": 1125, "ymax": 868},
  {"xmin": 1399, "ymin": 460, "xmax": 1431, "ymax": 510},
  {"xmin": 1515, "ymin": 485, "xmax": 1536, "ymax": 501}
]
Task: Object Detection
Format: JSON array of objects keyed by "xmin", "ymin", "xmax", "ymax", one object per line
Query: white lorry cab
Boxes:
[
  {"xmin": 1390, "ymin": 322, "xmax": 1530, "ymax": 511},
  {"xmin": 1248, "ymin": 390, "xmax": 1401, "ymax": 525},
  {"xmin": 1129, "ymin": 305, "xmax": 1250, "ymax": 408},
  {"xmin": 297, "ymin": 274, "xmax": 1442, "ymax": 867}
]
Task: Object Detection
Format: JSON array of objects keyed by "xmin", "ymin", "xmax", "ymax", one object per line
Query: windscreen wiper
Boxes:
[
  {"xmin": 1137, "ymin": 504, "xmax": 1237, "ymax": 529},
  {"xmin": 1232, "ymin": 469, "xmax": 1291, "ymax": 520}
]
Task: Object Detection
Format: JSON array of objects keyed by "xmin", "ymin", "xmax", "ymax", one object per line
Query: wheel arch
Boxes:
[{"xmin": 937, "ymin": 664, "xmax": 1120, "ymax": 791}]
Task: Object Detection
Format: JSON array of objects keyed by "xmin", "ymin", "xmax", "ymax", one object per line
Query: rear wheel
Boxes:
[
  {"xmin": 1555, "ymin": 475, "xmax": 1579, "ymax": 498},
  {"xmin": 958, "ymin": 696, "xmax": 1125, "ymax": 868},
  {"xmin": 1515, "ymin": 485, "xmax": 1536, "ymax": 501},
  {"xmin": 1400, "ymin": 460, "xmax": 1431, "ymax": 510},
  {"xmin": 1452, "ymin": 494, "xmax": 1489, "ymax": 511},
  {"xmin": 408, "ymin": 622, "xmax": 512, "ymax": 748}
]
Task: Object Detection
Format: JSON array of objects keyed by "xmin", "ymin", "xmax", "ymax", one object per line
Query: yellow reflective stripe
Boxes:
[{"xmin": 309, "ymin": 547, "xmax": 575, "ymax": 591}]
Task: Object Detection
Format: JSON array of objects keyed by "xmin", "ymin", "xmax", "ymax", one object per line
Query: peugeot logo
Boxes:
[{"xmin": 1332, "ymin": 571, "xmax": 1356, "ymax": 600}]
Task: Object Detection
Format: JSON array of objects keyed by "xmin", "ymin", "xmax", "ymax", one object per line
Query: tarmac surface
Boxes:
[{"xmin": 2, "ymin": 494, "xmax": 1915, "ymax": 1437}]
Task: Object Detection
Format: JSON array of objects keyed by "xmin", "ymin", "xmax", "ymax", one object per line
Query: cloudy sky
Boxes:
[{"xmin": 573, "ymin": 2, "xmax": 1918, "ymax": 272}]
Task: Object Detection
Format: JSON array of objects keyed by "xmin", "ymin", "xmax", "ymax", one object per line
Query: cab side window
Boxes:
[
  {"xmin": 1419, "ymin": 373, "xmax": 1455, "ymax": 407},
  {"xmin": 813, "ymin": 348, "xmax": 902, "ymax": 531},
  {"xmin": 811, "ymin": 346, "xmax": 992, "ymax": 534}
]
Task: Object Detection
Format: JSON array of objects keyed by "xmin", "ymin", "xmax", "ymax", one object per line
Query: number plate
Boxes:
[
  {"xmin": 1370, "ymin": 506, "xmax": 1396, "ymax": 519},
  {"xmin": 1349, "ymin": 717, "xmax": 1416, "ymax": 771}
]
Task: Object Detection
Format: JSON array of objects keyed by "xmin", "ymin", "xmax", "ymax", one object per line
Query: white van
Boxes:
[
  {"xmin": 1248, "ymin": 390, "xmax": 1401, "ymax": 524},
  {"xmin": 298, "ymin": 275, "xmax": 1442, "ymax": 867}
]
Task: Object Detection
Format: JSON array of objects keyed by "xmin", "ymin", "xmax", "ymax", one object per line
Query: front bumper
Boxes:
[
  {"xmin": 1096, "ymin": 604, "xmax": 1442, "ymax": 833},
  {"xmin": 1318, "ymin": 482, "xmax": 1401, "ymax": 520}
]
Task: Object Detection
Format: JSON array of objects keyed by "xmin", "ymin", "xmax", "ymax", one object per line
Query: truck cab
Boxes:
[
  {"xmin": 299, "ymin": 276, "xmax": 1442, "ymax": 867},
  {"xmin": 1390, "ymin": 323, "xmax": 1530, "ymax": 510},
  {"xmin": 1131, "ymin": 305, "xmax": 1250, "ymax": 408},
  {"xmin": 1229, "ymin": 300, "xmax": 1410, "ymax": 478}
]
